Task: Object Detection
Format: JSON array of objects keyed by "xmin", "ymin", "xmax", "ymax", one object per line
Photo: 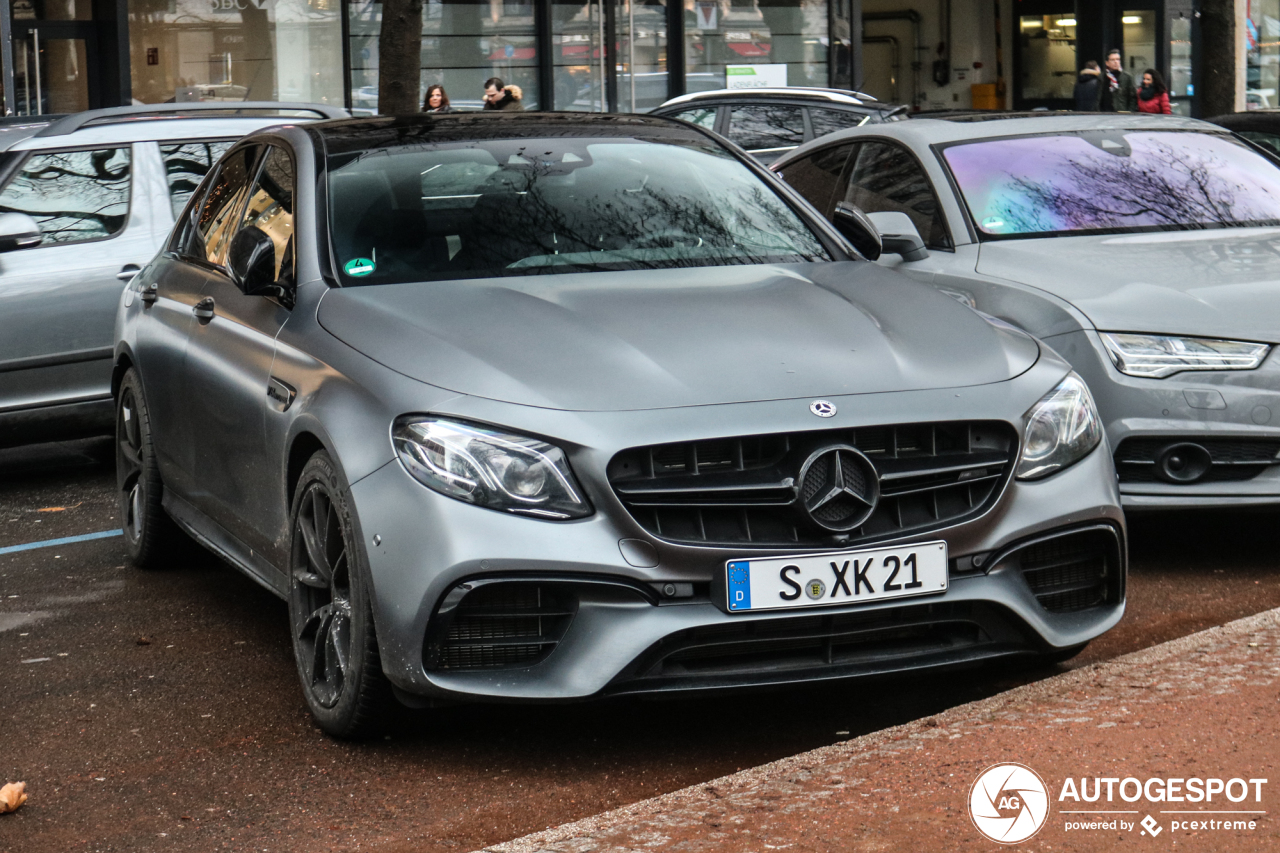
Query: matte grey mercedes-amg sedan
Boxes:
[{"xmin": 114, "ymin": 113, "xmax": 1125, "ymax": 737}]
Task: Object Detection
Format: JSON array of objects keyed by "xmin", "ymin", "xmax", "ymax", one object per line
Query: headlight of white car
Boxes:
[
  {"xmin": 393, "ymin": 417, "xmax": 592, "ymax": 519},
  {"xmin": 1016, "ymin": 374, "xmax": 1104, "ymax": 480},
  {"xmin": 1100, "ymin": 332, "xmax": 1271, "ymax": 379}
]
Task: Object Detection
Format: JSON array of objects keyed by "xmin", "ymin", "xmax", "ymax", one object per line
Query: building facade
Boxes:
[{"xmin": 0, "ymin": 0, "xmax": 1219, "ymax": 118}]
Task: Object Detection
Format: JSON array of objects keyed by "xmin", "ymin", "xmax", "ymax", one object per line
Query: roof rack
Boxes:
[
  {"xmin": 661, "ymin": 87, "xmax": 880, "ymax": 108},
  {"xmin": 34, "ymin": 102, "xmax": 348, "ymax": 139}
]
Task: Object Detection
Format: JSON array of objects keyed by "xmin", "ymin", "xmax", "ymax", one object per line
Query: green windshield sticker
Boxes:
[{"xmin": 344, "ymin": 258, "xmax": 376, "ymax": 277}]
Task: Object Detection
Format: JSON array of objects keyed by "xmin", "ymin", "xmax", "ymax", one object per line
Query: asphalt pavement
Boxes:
[{"xmin": 3, "ymin": 438, "xmax": 1280, "ymax": 851}]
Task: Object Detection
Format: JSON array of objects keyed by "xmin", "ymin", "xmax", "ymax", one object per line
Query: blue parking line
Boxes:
[{"xmin": 0, "ymin": 529, "xmax": 123, "ymax": 555}]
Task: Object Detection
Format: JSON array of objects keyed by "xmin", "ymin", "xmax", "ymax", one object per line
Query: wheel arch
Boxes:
[{"xmin": 111, "ymin": 347, "xmax": 136, "ymax": 400}]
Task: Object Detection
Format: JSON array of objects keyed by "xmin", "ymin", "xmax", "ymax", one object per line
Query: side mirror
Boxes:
[
  {"xmin": 227, "ymin": 226, "xmax": 282, "ymax": 296},
  {"xmin": 0, "ymin": 212, "xmax": 42, "ymax": 253},
  {"xmin": 866, "ymin": 211, "xmax": 930, "ymax": 262},
  {"xmin": 831, "ymin": 202, "xmax": 882, "ymax": 261}
]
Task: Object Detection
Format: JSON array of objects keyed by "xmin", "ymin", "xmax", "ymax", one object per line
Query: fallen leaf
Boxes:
[
  {"xmin": 36, "ymin": 502, "xmax": 82, "ymax": 513},
  {"xmin": 136, "ymin": 637, "xmax": 152, "ymax": 646},
  {"xmin": 0, "ymin": 781, "xmax": 27, "ymax": 814}
]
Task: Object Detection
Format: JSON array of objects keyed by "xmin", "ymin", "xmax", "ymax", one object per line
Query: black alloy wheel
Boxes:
[
  {"xmin": 116, "ymin": 367, "xmax": 182, "ymax": 568},
  {"xmin": 288, "ymin": 451, "xmax": 391, "ymax": 738}
]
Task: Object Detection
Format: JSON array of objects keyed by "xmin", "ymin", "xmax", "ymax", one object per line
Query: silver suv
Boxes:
[{"xmin": 0, "ymin": 103, "xmax": 345, "ymax": 448}]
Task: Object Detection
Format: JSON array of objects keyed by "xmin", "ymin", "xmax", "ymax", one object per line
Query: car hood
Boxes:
[
  {"xmin": 317, "ymin": 262, "xmax": 1039, "ymax": 412},
  {"xmin": 976, "ymin": 229, "xmax": 1280, "ymax": 342}
]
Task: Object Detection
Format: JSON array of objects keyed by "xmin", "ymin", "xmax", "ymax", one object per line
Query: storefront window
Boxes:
[
  {"xmin": 1168, "ymin": 12, "xmax": 1193, "ymax": 115},
  {"xmin": 551, "ymin": 0, "xmax": 667, "ymax": 112},
  {"xmin": 685, "ymin": 0, "xmax": 828, "ymax": 94},
  {"xmin": 1246, "ymin": 2, "xmax": 1279, "ymax": 110},
  {"xmin": 348, "ymin": 0, "xmax": 539, "ymax": 114},
  {"xmin": 128, "ymin": 0, "xmax": 344, "ymax": 105},
  {"xmin": 1017, "ymin": 13, "xmax": 1075, "ymax": 102}
]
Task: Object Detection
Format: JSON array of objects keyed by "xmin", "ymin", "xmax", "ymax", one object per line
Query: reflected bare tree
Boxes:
[
  {"xmin": 991, "ymin": 140, "xmax": 1280, "ymax": 234},
  {"xmin": 0, "ymin": 149, "xmax": 130, "ymax": 243}
]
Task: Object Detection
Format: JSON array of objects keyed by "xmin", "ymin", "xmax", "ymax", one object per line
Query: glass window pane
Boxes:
[
  {"xmin": 1244, "ymin": 5, "xmax": 1274, "ymax": 109},
  {"xmin": 727, "ymin": 105, "xmax": 805, "ymax": 151},
  {"xmin": 776, "ymin": 142, "xmax": 852, "ymax": 218},
  {"xmin": 349, "ymin": 0, "xmax": 539, "ymax": 114},
  {"xmin": 240, "ymin": 147, "xmax": 295, "ymax": 281},
  {"xmin": 0, "ymin": 148, "xmax": 130, "ymax": 245},
  {"xmin": 942, "ymin": 131, "xmax": 1280, "ymax": 237},
  {"xmin": 128, "ymin": 0, "xmax": 344, "ymax": 105},
  {"xmin": 198, "ymin": 147, "xmax": 259, "ymax": 266},
  {"xmin": 160, "ymin": 140, "xmax": 236, "ymax": 218},
  {"xmin": 552, "ymin": 0, "xmax": 605, "ymax": 110},
  {"xmin": 685, "ymin": 0, "xmax": 829, "ymax": 93},
  {"xmin": 845, "ymin": 142, "xmax": 950, "ymax": 248},
  {"xmin": 327, "ymin": 136, "xmax": 830, "ymax": 284},
  {"xmin": 620, "ymin": 0, "xmax": 668, "ymax": 112},
  {"xmin": 671, "ymin": 107, "xmax": 717, "ymax": 129},
  {"xmin": 808, "ymin": 107, "xmax": 865, "ymax": 139},
  {"xmin": 1018, "ymin": 14, "xmax": 1076, "ymax": 101}
]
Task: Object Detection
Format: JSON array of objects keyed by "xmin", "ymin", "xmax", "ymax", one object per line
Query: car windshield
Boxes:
[
  {"xmin": 941, "ymin": 130, "xmax": 1280, "ymax": 238},
  {"xmin": 326, "ymin": 136, "xmax": 830, "ymax": 284}
]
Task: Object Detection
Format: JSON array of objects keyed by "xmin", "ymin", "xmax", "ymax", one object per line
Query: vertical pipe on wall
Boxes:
[
  {"xmin": 0, "ymin": 0, "xmax": 13, "ymax": 115},
  {"xmin": 666, "ymin": 0, "xmax": 684, "ymax": 100},
  {"xmin": 536, "ymin": 0, "xmax": 554, "ymax": 109}
]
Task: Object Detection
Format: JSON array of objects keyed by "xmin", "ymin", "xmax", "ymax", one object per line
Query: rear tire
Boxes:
[
  {"xmin": 288, "ymin": 451, "xmax": 391, "ymax": 738},
  {"xmin": 116, "ymin": 368, "xmax": 183, "ymax": 568}
]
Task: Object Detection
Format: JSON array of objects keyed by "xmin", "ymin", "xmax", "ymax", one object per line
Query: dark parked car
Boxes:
[
  {"xmin": 652, "ymin": 88, "xmax": 907, "ymax": 164},
  {"xmin": 115, "ymin": 113, "xmax": 1124, "ymax": 738},
  {"xmin": 1206, "ymin": 110, "xmax": 1280, "ymax": 157}
]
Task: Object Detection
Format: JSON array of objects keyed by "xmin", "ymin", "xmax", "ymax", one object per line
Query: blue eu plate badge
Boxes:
[{"xmin": 727, "ymin": 561, "xmax": 751, "ymax": 611}]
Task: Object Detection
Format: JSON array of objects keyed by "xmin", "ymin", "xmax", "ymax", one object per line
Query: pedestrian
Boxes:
[
  {"xmin": 1073, "ymin": 61, "xmax": 1103, "ymax": 111},
  {"xmin": 1136, "ymin": 69, "xmax": 1172, "ymax": 114},
  {"xmin": 423, "ymin": 84, "xmax": 452, "ymax": 113},
  {"xmin": 483, "ymin": 77, "xmax": 524, "ymax": 112},
  {"xmin": 1100, "ymin": 49, "xmax": 1137, "ymax": 112}
]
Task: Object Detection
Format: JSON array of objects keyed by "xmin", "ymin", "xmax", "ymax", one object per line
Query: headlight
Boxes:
[
  {"xmin": 393, "ymin": 417, "xmax": 592, "ymax": 519},
  {"xmin": 1100, "ymin": 332, "xmax": 1271, "ymax": 379},
  {"xmin": 1016, "ymin": 374, "xmax": 1104, "ymax": 480}
]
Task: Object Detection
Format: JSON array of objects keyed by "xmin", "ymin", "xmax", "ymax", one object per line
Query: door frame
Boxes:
[{"xmin": 11, "ymin": 20, "xmax": 102, "ymax": 114}]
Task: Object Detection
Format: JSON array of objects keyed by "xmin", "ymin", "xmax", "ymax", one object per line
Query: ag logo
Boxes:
[{"xmin": 968, "ymin": 763, "xmax": 1049, "ymax": 844}]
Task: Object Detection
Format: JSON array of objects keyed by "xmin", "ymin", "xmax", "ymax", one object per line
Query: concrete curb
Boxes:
[{"xmin": 478, "ymin": 605, "xmax": 1280, "ymax": 852}]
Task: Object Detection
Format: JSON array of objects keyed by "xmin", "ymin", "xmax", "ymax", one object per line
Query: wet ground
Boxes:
[{"xmin": 3, "ymin": 438, "xmax": 1280, "ymax": 852}]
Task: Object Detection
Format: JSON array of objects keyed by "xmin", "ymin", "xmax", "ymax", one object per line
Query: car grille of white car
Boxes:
[
  {"xmin": 607, "ymin": 421, "xmax": 1016, "ymax": 548},
  {"xmin": 1114, "ymin": 437, "xmax": 1280, "ymax": 484}
]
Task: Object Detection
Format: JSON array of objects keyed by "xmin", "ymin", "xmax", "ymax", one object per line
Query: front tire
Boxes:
[
  {"xmin": 288, "ymin": 451, "xmax": 391, "ymax": 738},
  {"xmin": 116, "ymin": 368, "xmax": 182, "ymax": 568}
]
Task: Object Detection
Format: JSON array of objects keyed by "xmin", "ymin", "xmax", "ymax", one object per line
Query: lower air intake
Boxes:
[
  {"xmin": 426, "ymin": 582, "xmax": 577, "ymax": 671},
  {"xmin": 1006, "ymin": 526, "xmax": 1124, "ymax": 613}
]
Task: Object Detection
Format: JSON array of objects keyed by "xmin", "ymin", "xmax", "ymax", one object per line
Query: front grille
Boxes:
[
  {"xmin": 1007, "ymin": 527, "xmax": 1122, "ymax": 613},
  {"xmin": 615, "ymin": 601, "xmax": 1028, "ymax": 689},
  {"xmin": 1115, "ymin": 437, "xmax": 1280, "ymax": 484},
  {"xmin": 426, "ymin": 583, "xmax": 576, "ymax": 670},
  {"xmin": 608, "ymin": 421, "xmax": 1016, "ymax": 548}
]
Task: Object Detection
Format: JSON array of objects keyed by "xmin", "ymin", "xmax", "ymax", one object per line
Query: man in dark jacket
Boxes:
[
  {"xmin": 1100, "ymin": 49, "xmax": 1137, "ymax": 112},
  {"xmin": 1074, "ymin": 61, "xmax": 1102, "ymax": 111},
  {"xmin": 483, "ymin": 77, "xmax": 525, "ymax": 112}
]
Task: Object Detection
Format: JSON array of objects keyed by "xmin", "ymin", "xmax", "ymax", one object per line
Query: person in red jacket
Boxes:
[{"xmin": 1136, "ymin": 69, "xmax": 1172, "ymax": 114}]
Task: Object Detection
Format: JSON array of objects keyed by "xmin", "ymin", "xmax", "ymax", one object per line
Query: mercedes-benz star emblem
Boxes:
[
  {"xmin": 796, "ymin": 445, "xmax": 880, "ymax": 532},
  {"xmin": 809, "ymin": 400, "xmax": 837, "ymax": 418}
]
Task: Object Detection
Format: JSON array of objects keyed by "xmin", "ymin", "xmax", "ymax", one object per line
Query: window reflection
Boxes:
[
  {"xmin": 944, "ymin": 132, "xmax": 1280, "ymax": 238},
  {"xmin": 0, "ymin": 148, "xmax": 130, "ymax": 244}
]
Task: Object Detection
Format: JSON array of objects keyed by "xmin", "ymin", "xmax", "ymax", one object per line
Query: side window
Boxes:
[
  {"xmin": 727, "ymin": 106, "xmax": 805, "ymax": 151},
  {"xmin": 239, "ymin": 146, "xmax": 295, "ymax": 282},
  {"xmin": 0, "ymin": 147, "xmax": 130, "ymax": 245},
  {"xmin": 842, "ymin": 142, "xmax": 952, "ymax": 249},
  {"xmin": 1240, "ymin": 130, "xmax": 1280, "ymax": 158},
  {"xmin": 776, "ymin": 143, "xmax": 854, "ymax": 218},
  {"xmin": 197, "ymin": 145, "xmax": 260, "ymax": 266},
  {"xmin": 159, "ymin": 140, "xmax": 235, "ymax": 218},
  {"xmin": 808, "ymin": 108, "xmax": 868, "ymax": 139},
  {"xmin": 671, "ymin": 107, "xmax": 717, "ymax": 130}
]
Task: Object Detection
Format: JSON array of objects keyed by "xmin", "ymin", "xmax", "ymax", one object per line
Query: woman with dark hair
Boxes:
[
  {"xmin": 423, "ymin": 84, "xmax": 452, "ymax": 113},
  {"xmin": 1136, "ymin": 69, "xmax": 1172, "ymax": 114}
]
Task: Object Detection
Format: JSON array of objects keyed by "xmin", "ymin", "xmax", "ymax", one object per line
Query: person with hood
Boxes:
[
  {"xmin": 483, "ymin": 77, "xmax": 524, "ymax": 112},
  {"xmin": 1074, "ymin": 61, "xmax": 1102, "ymax": 111},
  {"xmin": 1136, "ymin": 69, "xmax": 1172, "ymax": 114},
  {"xmin": 1100, "ymin": 49, "xmax": 1137, "ymax": 112}
]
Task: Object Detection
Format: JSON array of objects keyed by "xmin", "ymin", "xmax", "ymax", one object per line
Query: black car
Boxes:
[
  {"xmin": 651, "ymin": 88, "xmax": 907, "ymax": 164},
  {"xmin": 1206, "ymin": 110, "xmax": 1280, "ymax": 156}
]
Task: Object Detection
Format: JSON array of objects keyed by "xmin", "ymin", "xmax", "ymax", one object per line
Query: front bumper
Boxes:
[
  {"xmin": 349, "ymin": 372, "xmax": 1125, "ymax": 703},
  {"xmin": 1047, "ymin": 329, "xmax": 1280, "ymax": 509}
]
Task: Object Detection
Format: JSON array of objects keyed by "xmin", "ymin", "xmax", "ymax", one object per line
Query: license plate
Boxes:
[{"xmin": 726, "ymin": 541, "xmax": 948, "ymax": 613}]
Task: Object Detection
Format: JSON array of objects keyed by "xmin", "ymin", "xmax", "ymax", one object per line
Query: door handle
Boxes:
[
  {"xmin": 193, "ymin": 296, "xmax": 215, "ymax": 323},
  {"xmin": 116, "ymin": 264, "xmax": 141, "ymax": 282}
]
